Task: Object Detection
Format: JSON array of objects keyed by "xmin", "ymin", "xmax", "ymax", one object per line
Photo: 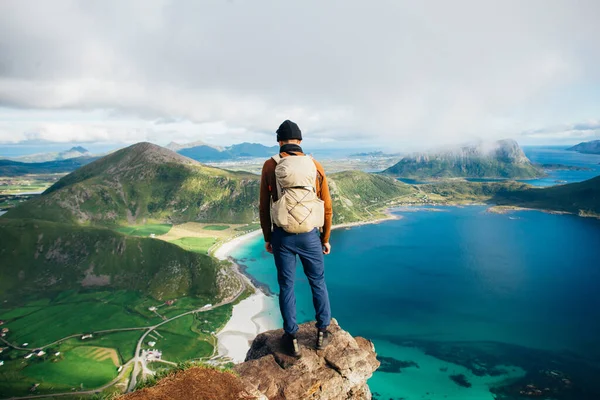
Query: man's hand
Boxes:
[
  {"xmin": 322, "ymin": 242, "xmax": 331, "ymax": 255},
  {"xmin": 265, "ymin": 242, "xmax": 273, "ymax": 254}
]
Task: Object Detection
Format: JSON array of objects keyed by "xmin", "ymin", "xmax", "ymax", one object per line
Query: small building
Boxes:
[
  {"xmin": 1, "ymin": 328, "xmax": 8, "ymax": 333},
  {"xmin": 0, "ymin": 347, "xmax": 5, "ymax": 354},
  {"xmin": 22, "ymin": 343, "xmax": 28, "ymax": 347},
  {"xmin": 165, "ymin": 300, "xmax": 176, "ymax": 306},
  {"xmin": 118, "ymin": 365, "xmax": 123, "ymax": 372},
  {"xmin": 54, "ymin": 352, "xmax": 61, "ymax": 356},
  {"xmin": 0, "ymin": 320, "xmax": 4, "ymax": 325},
  {"xmin": 148, "ymin": 341, "xmax": 156, "ymax": 347},
  {"xmin": 36, "ymin": 351, "xmax": 45, "ymax": 357},
  {"xmin": 148, "ymin": 306, "xmax": 157, "ymax": 312},
  {"xmin": 0, "ymin": 360, "xmax": 4, "ymax": 366},
  {"xmin": 150, "ymin": 233, "xmax": 156, "ymax": 238},
  {"xmin": 81, "ymin": 334, "xmax": 93, "ymax": 340},
  {"xmin": 24, "ymin": 353, "xmax": 33, "ymax": 359},
  {"xmin": 202, "ymin": 304, "xmax": 212, "ymax": 310}
]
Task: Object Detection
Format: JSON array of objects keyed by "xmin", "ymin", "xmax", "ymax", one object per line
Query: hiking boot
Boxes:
[
  {"xmin": 282, "ymin": 332, "xmax": 301, "ymax": 357},
  {"xmin": 316, "ymin": 328, "xmax": 332, "ymax": 350}
]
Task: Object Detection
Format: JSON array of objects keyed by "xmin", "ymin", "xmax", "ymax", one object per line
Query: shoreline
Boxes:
[
  {"xmin": 212, "ymin": 211, "xmax": 403, "ymax": 363},
  {"xmin": 213, "ymin": 229, "xmax": 278, "ymax": 363}
]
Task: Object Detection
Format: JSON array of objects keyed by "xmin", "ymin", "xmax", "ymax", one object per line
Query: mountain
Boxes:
[
  {"xmin": 567, "ymin": 140, "xmax": 600, "ymax": 155},
  {"xmin": 0, "ymin": 218, "xmax": 234, "ymax": 301},
  {"xmin": 166, "ymin": 140, "xmax": 223, "ymax": 152},
  {"xmin": 328, "ymin": 171, "xmax": 413, "ymax": 223},
  {"xmin": 5, "ymin": 142, "xmax": 260, "ymax": 225},
  {"xmin": 226, "ymin": 142, "xmax": 279, "ymax": 158},
  {"xmin": 172, "ymin": 141, "xmax": 278, "ymax": 162},
  {"xmin": 5, "ymin": 142, "xmax": 414, "ymax": 226},
  {"xmin": 421, "ymin": 176, "xmax": 600, "ymax": 217},
  {"xmin": 383, "ymin": 139, "xmax": 543, "ymax": 179},
  {"xmin": 13, "ymin": 146, "xmax": 91, "ymax": 163},
  {"xmin": 178, "ymin": 145, "xmax": 232, "ymax": 161},
  {"xmin": 491, "ymin": 175, "xmax": 600, "ymax": 216},
  {"xmin": 0, "ymin": 156, "xmax": 98, "ymax": 177}
]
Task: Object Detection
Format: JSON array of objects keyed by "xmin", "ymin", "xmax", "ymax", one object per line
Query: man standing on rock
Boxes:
[{"xmin": 259, "ymin": 120, "xmax": 333, "ymax": 357}]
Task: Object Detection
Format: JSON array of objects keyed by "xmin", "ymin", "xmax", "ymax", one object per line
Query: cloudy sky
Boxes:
[{"xmin": 1, "ymin": 0, "xmax": 599, "ymax": 153}]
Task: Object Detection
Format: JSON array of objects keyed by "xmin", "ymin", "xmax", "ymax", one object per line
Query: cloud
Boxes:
[
  {"xmin": 1, "ymin": 0, "xmax": 599, "ymax": 148},
  {"xmin": 520, "ymin": 120, "xmax": 600, "ymax": 141}
]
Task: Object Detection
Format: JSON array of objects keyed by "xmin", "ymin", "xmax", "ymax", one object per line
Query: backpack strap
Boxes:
[{"xmin": 271, "ymin": 154, "xmax": 284, "ymax": 202}]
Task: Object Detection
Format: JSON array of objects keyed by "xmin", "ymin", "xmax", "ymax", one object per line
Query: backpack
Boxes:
[{"xmin": 270, "ymin": 154, "xmax": 325, "ymax": 234}]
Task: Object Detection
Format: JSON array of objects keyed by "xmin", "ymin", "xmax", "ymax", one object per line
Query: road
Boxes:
[
  {"xmin": 0, "ymin": 327, "xmax": 150, "ymax": 352},
  {"xmin": 126, "ymin": 267, "xmax": 248, "ymax": 391},
  {"xmin": 1, "ymin": 266, "xmax": 248, "ymax": 400}
]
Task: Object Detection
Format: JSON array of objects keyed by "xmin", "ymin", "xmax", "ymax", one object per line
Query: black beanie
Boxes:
[{"xmin": 276, "ymin": 120, "xmax": 302, "ymax": 141}]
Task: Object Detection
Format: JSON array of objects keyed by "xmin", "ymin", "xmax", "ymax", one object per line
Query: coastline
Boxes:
[
  {"xmin": 213, "ymin": 210, "xmax": 403, "ymax": 363},
  {"xmin": 213, "ymin": 229, "xmax": 279, "ymax": 363}
]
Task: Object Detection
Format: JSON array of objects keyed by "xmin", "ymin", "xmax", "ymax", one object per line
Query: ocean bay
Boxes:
[{"xmin": 233, "ymin": 206, "xmax": 600, "ymax": 399}]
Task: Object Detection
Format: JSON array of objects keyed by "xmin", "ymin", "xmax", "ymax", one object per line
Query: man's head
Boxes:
[{"xmin": 277, "ymin": 120, "xmax": 302, "ymax": 146}]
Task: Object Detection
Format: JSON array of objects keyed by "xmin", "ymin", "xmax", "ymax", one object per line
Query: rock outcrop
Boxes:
[
  {"xmin": 235, "ymin": 319, "xmax": 380, "ymax": 400},
  {"xmin": 120, "ymin": 319, "xmax": 379, "ymax": 400}
]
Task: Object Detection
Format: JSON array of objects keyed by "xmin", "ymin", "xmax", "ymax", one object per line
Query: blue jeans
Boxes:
[{"xmin": 271, "ymin": 227, "xmax": 331, "ymax": 335}]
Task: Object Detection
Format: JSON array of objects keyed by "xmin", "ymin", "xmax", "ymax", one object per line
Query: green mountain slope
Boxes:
[
  {"xmin": 383, "ymin": 139, "xmax": 542, "ymax": 179},
  {"xmin": 420, "ymin": 177, "xmax": 600, "ymax": 216},
  {"xmin": 5, "ymin": 143, "xmax": 260, "ymax": 225},
  {"xmin": 491, "ymin": 175, "xmax": 600, "ymax": 216},
  {"xmin": 0, "ymin": 219, "xmax": 234, "ymax": 301},
  {"xmin": 567, "ymin": 140, "xmax": 600, "ymax": 155},
  {"xmin": 328, "ymin": 171, "xmax": 414, "ymax": 223}
]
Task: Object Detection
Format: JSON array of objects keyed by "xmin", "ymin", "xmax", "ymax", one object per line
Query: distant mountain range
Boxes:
[
  {"xmin": 567, "ymin": 140, "xmax": 600, "ymax": 155},
  {"xmin": 9, "ymin": 146, "xmax": 91, "ymax": 163},
  {"xmin": 383, "ymin": 139, "xmax": 543, "ymax": 179},
  {"xmin": 0, "ymin": 156, "xmax": 98, "ymax": 177},
  {"xmin": 167, "ymin": 141, "xmax": 279, "ymax": 162}
]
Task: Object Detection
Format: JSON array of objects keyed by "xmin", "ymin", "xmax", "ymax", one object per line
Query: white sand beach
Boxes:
[
  {"xmin": 214, "ymin": 230, "xmax": 279, "ymax": 363},
  {"xmin": 212, "ymin": 229, "xmax": 262, "ymax": 260},
  {"xmin": 214, "ymin": 213, "xmax": 401, "ymax": 363}
]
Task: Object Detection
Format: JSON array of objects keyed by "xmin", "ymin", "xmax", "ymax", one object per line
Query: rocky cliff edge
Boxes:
[{"xmin": 122, "ymin": 319, "xmax": 379, "ymax": 400}]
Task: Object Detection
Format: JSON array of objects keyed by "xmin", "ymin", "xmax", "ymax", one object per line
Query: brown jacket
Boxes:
[{"xmin": 259, "ymin": 150, "xmax": 333, "ymax": 244}]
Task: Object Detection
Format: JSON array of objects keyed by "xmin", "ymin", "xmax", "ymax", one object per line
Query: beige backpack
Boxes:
[{"xmin": 270, "ymin": 154, "xmax": 325, "ymax": 234}]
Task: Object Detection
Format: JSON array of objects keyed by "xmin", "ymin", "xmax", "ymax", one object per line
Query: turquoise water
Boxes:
[{"xmin": 232, "ymin": 207, "xmax": 600, "ymax": 399}]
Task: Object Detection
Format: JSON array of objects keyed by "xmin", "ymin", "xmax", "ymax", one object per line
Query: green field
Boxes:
[
  {"xmin": 202, "ymin": 224, "xmax": 230, "ymax": 231},
  {"xmin": 0, "ymin": 291, "xmax": 158, "ymax": 348},
  {"xmin": 56, "ymin": 330, "xmax": 143, "ymax": 362},
  {"xmin": 0, "ymin": 345, "xmax": 119, "ymax": 397},
  {"xmin": 169, "ymin": 237, "xmax": 216, "ymax": 254},
  {"xmin": 114, "ymin": 223, "xmax": 172, "ymax": 237},
  {"xmin": 234, "ymin": 223, "xmax": 261, "ymax": 231},
  {"xmin": 24, "ymin": 346, "xmax": 119, "ymax": 389},
  {"xmin": 0, "ymin": 288, "xmax": 238, "ymax": 397}
]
